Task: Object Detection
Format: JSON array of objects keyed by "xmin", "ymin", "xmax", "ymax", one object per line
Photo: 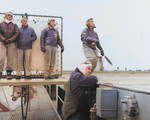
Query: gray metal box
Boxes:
[{"xmin": 96, "ymin": 88, "xmax": 118, "ymax": 118}]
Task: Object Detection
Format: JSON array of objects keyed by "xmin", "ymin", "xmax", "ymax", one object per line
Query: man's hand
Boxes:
[
  {"xmin": 100, "ymin": 49, "xmax": 104, "ymax": 56},
  {"xmin": 41, "ymin": 47, "xmax": 46, "ymax": 53},
  {"xmin": 61, "ymin": 47, "xmax": 64, "ymax": 52},
  {"xmin": 93, "ymin": 38, "xmax": 99, "ymax": 42},
  {"xmin": 4, "ymin": 39, "xmax": 11, "ymax": 45}
]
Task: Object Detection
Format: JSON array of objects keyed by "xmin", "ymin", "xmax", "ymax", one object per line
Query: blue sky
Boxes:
[{"xmin": 1, "ymin": 0, "xmax": 150, "ymax": 71}]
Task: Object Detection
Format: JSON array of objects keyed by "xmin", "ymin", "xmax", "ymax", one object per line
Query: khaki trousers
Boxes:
[
  {"xmin": 83, "ymin": 46, "xmax": 98, "ymax": 71},
  {"xmin": 16, "ymin": 49, "xmax": 32, "ymax": 76},
  {"xmin": 44, "ymin": 46, "xmax": 57, "ymax": 75},
  {"xmin": 0, "ymin": 42, "xmax": 17, "ymax": 73}
]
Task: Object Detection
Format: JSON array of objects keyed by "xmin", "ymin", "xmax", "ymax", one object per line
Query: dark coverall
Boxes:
[{"xmin": 61, "ymin": 68, "xmax": 98, "ymax": 120}]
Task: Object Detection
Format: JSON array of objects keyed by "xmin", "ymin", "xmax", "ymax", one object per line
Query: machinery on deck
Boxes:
[{"xmin": 57, "ymin": 83, "xmax": 150, "ymax": 120}]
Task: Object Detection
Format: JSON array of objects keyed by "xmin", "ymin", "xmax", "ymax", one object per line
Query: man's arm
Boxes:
[
  {"xmin": 96, "ymin": 42, "xmax": 103, "ymax": 50},
  {"xmin": 0, "ymin": 23, "xmax": 6, "ymax": 42},
  {"xmin": 78, "ymin": 75, "xmax": 98, "ymax": 87},
  {"xmin": 81, "ymin": 29, "xmax": 99, "ymax": 42},
  {"xmin": 95, "ymin": 34, "xmax": 104, "ymax": 56},
  {"xmin": 40, "ymin": 29, "xmax": 46, "ymax": 49},
  {"xmin": 57, "ymin": 31, "xmax": 64, "ymax": 52},
  {"xmin": 8, "ymin": 24, "xmax": 19, "ymax": 42},
  {"xmin": 31, "ymin": 29, "xmax": 37, "ymax": 42}
]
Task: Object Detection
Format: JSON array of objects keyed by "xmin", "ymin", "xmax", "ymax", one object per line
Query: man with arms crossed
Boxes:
[{"xmin": 0, "ymin": 12, "xmax": 19, "ymax": 80}]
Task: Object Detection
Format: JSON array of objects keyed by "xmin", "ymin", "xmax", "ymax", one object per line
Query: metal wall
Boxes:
[
  {"xmin": 99, "ymin": 85, "xmax": 150, "ymax": 120},
  {"xmin": 117, "ymin": 89, "xmax": 150, "ymax": 120}
]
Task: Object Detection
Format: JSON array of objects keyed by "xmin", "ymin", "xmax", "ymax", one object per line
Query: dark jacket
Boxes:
[
  {"xmin": 81, "ymin": 28, "xmax": 103, "ymax": 50},
  {"xmin": 62, "ymin": 68, "xmax": 98, "ymax": 120},
  {"xmin": 17, "ymin": 26, "xmax": 37, "ymax": 49},
  {"xmin": 40, "ymin": 28, "xmax": 64, "ymax": 49},
  {"xmin": 0, "ymin": 22, "xmax": 19, "ymax": 43}
]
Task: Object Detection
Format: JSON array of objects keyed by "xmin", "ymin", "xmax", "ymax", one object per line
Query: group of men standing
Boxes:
[
  {"xmin": 0, "ymin": 12, "xmax": 64, "ymax": 80},
  {"xmin": 0, "ymin": 12, "xmax": 103, "ymax": 80},
  {"xmin": 0, "ymin": 12, "xmax": 105, "ymax": 119}
]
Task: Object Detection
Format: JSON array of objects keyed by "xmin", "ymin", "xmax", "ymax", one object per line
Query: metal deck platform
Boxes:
[{"xmin": 0, "ymin": 85, "xmax": 61, "ymax": 120}]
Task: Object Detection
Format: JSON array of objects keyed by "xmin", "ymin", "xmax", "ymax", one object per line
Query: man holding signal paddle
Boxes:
[{"xmin": 81, "ymin": 18, "xmax": 105, "ymax": 72}]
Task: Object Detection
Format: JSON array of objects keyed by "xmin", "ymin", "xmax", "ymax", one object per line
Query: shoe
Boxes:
[
  {"xmin": 48, "ymin": 75, "xmax": 55, "ymax": 79},
  {"xmin": 26, "ymin": 76, "xmax": 32, "ymax": 79},
  {"xmin": 6, "ymin": 70, "xmax": 12, "ymax": 80},
  {"xmin": 44, "ymin": 74, "xmax": 49, "ymax": 80},
  {"xmin": 15, "ymin": 76, "xmax": 21, "ymax": 79},
  {"xmin": 7, "ymin": 76, "xmax": 12, "ymax": 80},
  {"xmin": 0, "ymin": 72, "xmax": 2, "ymax": 79}
]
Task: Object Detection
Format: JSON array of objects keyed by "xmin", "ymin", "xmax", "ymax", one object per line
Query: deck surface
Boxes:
[
  {"xmin": 0, "ymin": 78, "xmax": 68, "ymax": 86},
  {"xmin": 0, "ymin": 85, "xmax": 61, "ymax": 120},
  {"xmin": 1, "ymin": 71, "xmax": 150, "ymax": 86},
  {"xmin": 62, "ymin": 71, "xmax": 150, "ymax": 85}
]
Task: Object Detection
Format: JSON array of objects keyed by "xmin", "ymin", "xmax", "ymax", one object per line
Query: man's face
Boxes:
[
  {"xmin": 85, "ymin": 66, "xmax": 92, "ymax": 76},
  {"xmin": 50, "ymin": 21, "xmax": 55, "ymax": 28},
  {"xmin": 88, "ymin": 20, "xmax": 95, "ymax": 28},
  {"xmin": 6, "ymin": 14, "xmax": 13, "ymax": 20},
  {"xmin": 21, "ymin": 19, "xmax": 28, "ymax": 26}
]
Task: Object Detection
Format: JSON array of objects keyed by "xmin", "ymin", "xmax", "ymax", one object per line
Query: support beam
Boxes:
[{"xmin": 0, "ymin": 103, "xmax": 9, "ymax": 112}]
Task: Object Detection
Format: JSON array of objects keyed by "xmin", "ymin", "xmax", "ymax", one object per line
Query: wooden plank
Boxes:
[
  {"xmin": 0, "ymin": 103, "xmax": 10, "ymax": 112},
  {"xmin": 0, "ymin": 79, "xmax": 68, "ymax": 86}
]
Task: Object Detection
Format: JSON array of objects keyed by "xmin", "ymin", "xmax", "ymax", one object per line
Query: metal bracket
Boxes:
[
  {"xmin": 21, "ymin": 85, "xmax": 29, "ymax": 120},
  {"xmin": 121, "ymin": 94, "xmax": 139, "ymax": 118}
]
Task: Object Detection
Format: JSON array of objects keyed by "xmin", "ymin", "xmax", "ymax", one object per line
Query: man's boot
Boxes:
[
  {"xmin": 6, "ymin": 70, "xmax": 12, "ymax": 80},
  {"xmin": 15, "ymin": 76, "xmax": 21, "ymax": 79},
  {"xmin": 26, "ymin": 76, "xmax": 32, "ymax": 79},
  {"xmin": 44, "ymin": 66, "xmax": 50, "ymax": 80},
  {"xmin": 44, "ymin": 71, "xmax": 49, "ymax": 79},
  {"xmin": 49, "ymin": 67, "xmax": 55, "ymax": 79},
  {"xmin": 0, "ymin": 72, "xmax": 2, "ymax": 79}
]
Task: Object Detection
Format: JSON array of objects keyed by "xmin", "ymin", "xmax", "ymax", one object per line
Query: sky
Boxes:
[{"xmin": 0, "ymin": 0, "xmax": 150, "ymax": 71}]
